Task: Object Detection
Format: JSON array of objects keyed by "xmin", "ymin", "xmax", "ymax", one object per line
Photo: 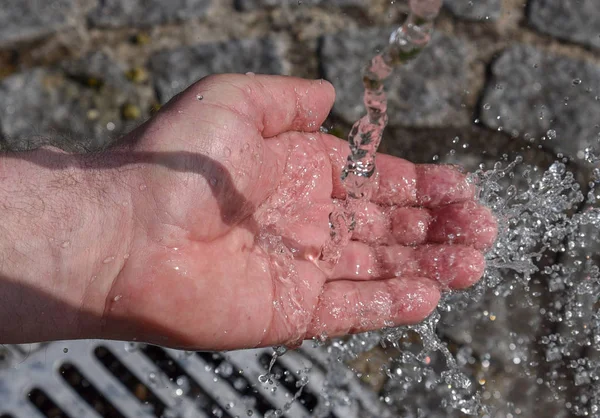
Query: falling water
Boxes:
[{"xmin": 320, "ymin": 0, "xmax": 442, "ymax": 266}]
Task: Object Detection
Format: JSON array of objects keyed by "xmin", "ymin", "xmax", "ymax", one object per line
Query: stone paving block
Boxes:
[
  {"xmin": 0, "ymin": 52, "xmax": 146, "ymax": 151},
  {"xmin": 0, "ymin": 0, "xmax": 76, "ymax": 47},
  {"xmin": 528, "ymin": 0, "xmax": 600, "ymax": 50},
  {"xmin": 321, "ymin": 28, "xmax": 469, "ymax": 128},
  {"xmin": 235, "ymin": 0, "xmax": 365, "ymax": 11},
  {"xmin": 150, "ymin": 38, "xmax": 286, "ymax": 104},
  {"xmin": 444, "ymin": 0, "xmax": 501, "ymax": 21},
  {"xmin": 89, "ymin": 0, "xmax": 213, "ymax": 28},
  {"xmin": 480, "ymin": 45, "xmax": 600, "ymax": 159}
]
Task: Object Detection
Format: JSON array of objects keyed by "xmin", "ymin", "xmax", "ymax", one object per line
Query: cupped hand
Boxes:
[{"xmin": 103, "ymin": 74, "xmax": 497, "ymax": 350}]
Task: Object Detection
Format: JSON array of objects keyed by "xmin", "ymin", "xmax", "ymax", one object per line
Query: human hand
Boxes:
[
  {"xmin": 0, "ymin": 74, "xmax": 497, "ymax": 350},
  {"xmin": 101, "ymin": 74, "xmax": 497, "ymax": 350}
]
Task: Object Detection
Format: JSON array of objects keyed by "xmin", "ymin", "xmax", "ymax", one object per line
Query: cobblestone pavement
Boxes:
[{"xmin": 1, "ymin": 0, "xmax": 599, "ymax": 417}]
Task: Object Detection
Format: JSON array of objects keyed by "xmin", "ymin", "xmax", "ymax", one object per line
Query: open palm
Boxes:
[{"xmin": 103, "ymin": 75, "xmax": 497, "ymax": 351}]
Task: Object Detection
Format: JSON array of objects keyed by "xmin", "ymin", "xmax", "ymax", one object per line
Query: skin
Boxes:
[{"xmin": 0, "ymin": 74, "xmax": 497, "ymax": 351}]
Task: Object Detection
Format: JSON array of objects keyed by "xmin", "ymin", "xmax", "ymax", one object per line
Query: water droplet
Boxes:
[
  {"xmin": 572, "ymin": 78, "xmax": 582, "ymax": 85},
  {"xmin": 210, "ymin": 178, "xmax": 217, "ymax": 186},
  {"xmin": 483, "ymin": 103, "xmax": 491, "ymax": 110},
  {"xmin": 196, "ymin": 94, "xmax": 204, "ymax": 101},
  {"xmin": 124, "ymin": 342, "xmax": 139, "ymax": 352},
  {"xmin": 113, "ymin": 295, "xmax": 122, "ymax": 302},
  {"xmin": 63, "ymin": 348, "xmax": 68, "ymax": 353},
  {"xmin": 103, "ymin": 256, "xmax": 115, "ymax": 264}
]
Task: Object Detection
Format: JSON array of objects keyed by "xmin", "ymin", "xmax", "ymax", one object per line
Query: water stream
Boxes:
[{"xmin": 320, "ymin": 0, "xmax": 441, "ymax": 267}]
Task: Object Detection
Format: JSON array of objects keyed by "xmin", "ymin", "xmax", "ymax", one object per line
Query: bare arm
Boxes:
[{"xmin": 0, "ymin": 148, "xmax": 135, "ymax": 343}]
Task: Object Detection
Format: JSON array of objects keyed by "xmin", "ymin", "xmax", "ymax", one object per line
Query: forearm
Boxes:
[{"xmin": 0, "ymin": 146, "xmax": 135, "ymax": 343}]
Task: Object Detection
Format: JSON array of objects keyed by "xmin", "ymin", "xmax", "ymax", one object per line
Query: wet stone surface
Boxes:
[
  {"xmin": 88, "ymin": 0, "xmax": 213, "ymax": 28},
  {"xmin": 480, "ymin": 45, "xmax": 600, "ymax": 160},
  {"xmin": 444, "ymin": 0, "xmax": 501, "ymax": 21},
  {"xmin": 235, "ymin": 0, "xmax": 366, "ymax": 11},
  {"xmin": 0, "ymin": 0, "xmax": 77, "ymax": 47},
  {"xmin": 150, "ymin": 38, "xmax": 287, "ymax": 104},
  {"xmin": 321, "ymin": 28, "xmax": 469, "ymax": 129},
  {"xmin": 0, "ymin": 52, "xmax": 147, "ymax": 152},
  {"xmin": 528, "ymin": 0, "xmax": 600, "ymax": 50}
]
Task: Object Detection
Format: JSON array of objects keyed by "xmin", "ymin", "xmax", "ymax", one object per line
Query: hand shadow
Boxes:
[{"xmin": 3, "ymin": 145, "xmax": 260, "ymax": 233}]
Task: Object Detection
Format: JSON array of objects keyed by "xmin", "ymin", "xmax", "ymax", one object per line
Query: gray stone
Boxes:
[
  {"xmin": 89, "ymin": 0, "xmax": 213, "ymax": 28},
  {"xmin": 479, "ymin": 45, "xmax": 600, "ymax": 159},
  {"xmin": 321, "ymin": 28, "xmax": 469, "ymax": 128},
  {"xmin": 444, "ymin": 0, "xmax": 501, "ymax": 21},
  {"xmin": 236, "ymin": 0, "xmax": 365, "ymax": 11},
  {"xmin": 150, "ymin": 38, "xmax": 286, "ymax": 104},
  {"xmin": 528, "ymin": 0, "xmax": 600, "ymax": 50},
  {"xmin": 0, "ymin": 0, "xmax": 76, "ymax": 47},
  {"xmin": 0, "ymin": 52, "xmax": 147, "ymax": 152}
]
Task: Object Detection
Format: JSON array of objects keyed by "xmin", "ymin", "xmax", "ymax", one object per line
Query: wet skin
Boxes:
[{"xmin": 0, "ymin": 74, "xmax": 497, "ymax": 350}]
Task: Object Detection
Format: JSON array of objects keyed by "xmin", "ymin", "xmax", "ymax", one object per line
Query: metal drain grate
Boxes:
[{"xmin": 0, "ymin": 341, "xmax": 391, "ymax": 418}]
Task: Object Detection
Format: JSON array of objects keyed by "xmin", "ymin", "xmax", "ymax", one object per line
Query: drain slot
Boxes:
[
  {"xmin": 94, "ymin": 346, "xmax": 166, "ymax": 417},
  {"xmin": 28, "ymin": 388, "xmax": 70, "ymax": 418},
  {"xmin": 197, "ymin": 352, "xmax": 276, "ymax": 416},
  {"xmin": 259, "ymin": 354, "xmax": 319, "ymax": 414},
  {"xmin": 59, "ymin": 363, "xmax": 126, "ymax": 418},
  {"xmin": 141, "ymin": 345, "xmax": 232, "ymax": 418}
]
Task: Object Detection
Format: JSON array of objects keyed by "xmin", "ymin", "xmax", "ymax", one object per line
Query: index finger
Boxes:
[
  {"xmin": 373, "ymin": 155, "xmax": 476, "ymax": 207},
  {"xmin": 189, "ymin": 74, "xmax": 336, "ymax": 138},
  {"xmin": 324, "ymin": 133, "xmax": 476, "ymax": 207}
]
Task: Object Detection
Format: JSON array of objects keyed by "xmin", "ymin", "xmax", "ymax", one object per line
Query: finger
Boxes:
[
  {"xmin": 307, "ymin": 277, "xmax": 440, "ymax": 338},
  {"xmin": 321, "ymin": 133, "xmax": 476, "ymax": 206},
  {"xmin": 428, "ymin": 201, "xmax": 498, "ymax": 250},
  {"xmin": 351, "ymin": 201, "xmax": 394, "ymax": 244},
  {"xmin": 331, "ymin": 242, "xmax": 485, "ymax": 289},
  {"xmin": 321, "ymin": 133, "xmax": 348, "ymax": 198},
  {"xmin": 379, "ymin": 244, "xmax": 486, "ymax": 289},
  {"xmin": 373, "ymin": 155, "xmax": 475, "ymax": 207},
  {"xmin": 390, "ymin": 207, "xmax": 432, "ymax": 245},
  {"xmin": 353, "ymin": 201, "xmax": 496, "ymax": 249},
  {"xmin": 190, "ymin": 74, "xmax": 336, "ymax": 137}
]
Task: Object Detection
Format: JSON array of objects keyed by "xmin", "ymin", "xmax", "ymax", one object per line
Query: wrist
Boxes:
[{"xmin": 0, "ymin": 146, "xmax": 137, "ymax": 342}]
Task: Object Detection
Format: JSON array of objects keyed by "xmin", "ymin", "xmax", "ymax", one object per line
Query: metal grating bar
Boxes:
[
  {"xmin": 1, "ymin": 340, "xmax": 387, "ymax": 418},
  {"xmin": 103, "ymin": 341, "xmax": 220, "ymax": 417},
  {"xmin": 223, "ymin": 349, "xmax": 312, "ymax": 417},
  {"xmin": 6, "ymin": 396, "xmax": 49, "ymax": 418},
  {"xmin": 65, "ymin": 357, "xmax": 155, "ymax": 418},
  {"xmin": 164, "ymin": 348, "xmax": 256, "ymax": 417}
]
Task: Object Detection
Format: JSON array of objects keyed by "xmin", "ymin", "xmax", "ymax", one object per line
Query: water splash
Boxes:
[
  {"xmin": 314, "ymin": 154, "xmax": 600, "ymax": 416},
  {"xmin": 256, "ymin": 2, "xmax": 600, "ymax": 416}
]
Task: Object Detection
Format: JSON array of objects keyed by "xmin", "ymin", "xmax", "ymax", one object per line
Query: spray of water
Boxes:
[
  {"xmin": 311, "ymin": 2, "xmax": 600, "ymax": 416},
  {"xmin": 257, "ymin": 2, "xmax": 600, "ymax": 417}
]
